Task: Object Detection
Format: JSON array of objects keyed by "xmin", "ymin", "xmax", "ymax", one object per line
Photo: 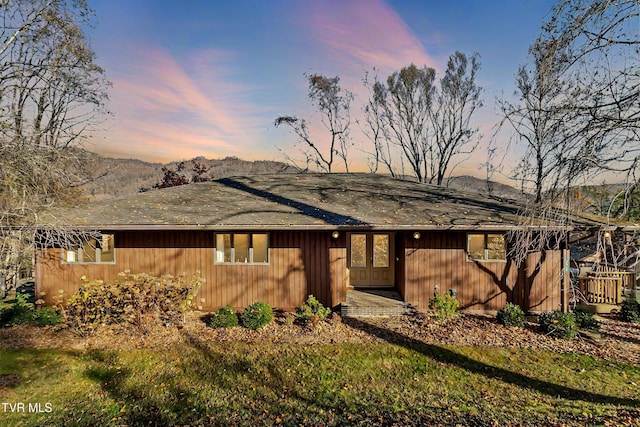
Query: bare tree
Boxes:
[
  {"xmin": 362, "ymin": 53, "xmax": 483, "ymax": 184},
  {"xmin": 499, "ymin": 1, "xmax": 640, "ymax": 270},
  {"xmin": 275, "ymin": 74, "xmax": 353, "ymax": 173},
  {"xmin": 362, "ymin": 64, "xmax": 435, "ymax": 182},
  {"xmin": 1, "ymin": 0, "xmax": 109, "ymax": 148},
  {"xmin": 497, "ymin": 38, "xmax": 575, "ymax": 204},
  {"xmin": 541, "ymin": 0, "xmax": 640, "ymax": 206},
  {"xmin": 361, "ymin": 71, "xmax": 397, "ymax": 176},
  {"xmin": 493, "ymin": 1, "xmax": 639, "ymax": 216},
  {"xmin": 0, "ymin": 0, "xmax": 110, "ymax": 290},
  {"xmin": 430, "ymin": 52, "xmax": 483, "ymax": 185}
]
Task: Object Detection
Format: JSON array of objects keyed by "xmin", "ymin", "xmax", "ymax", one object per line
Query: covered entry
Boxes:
[{"xmin": 348, "ymin": 232, "xmax": 394, "ymax": 286}]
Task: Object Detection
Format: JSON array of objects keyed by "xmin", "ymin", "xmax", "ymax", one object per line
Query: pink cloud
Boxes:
[
  {"xmin": 308, "ymin": 0, "xmax": 437, "ymax": 76},
  {"xmin": 272, "ymin": 0, "xmax": 441, "ymax": 171},
  {"xmin": 118, "ymin": 47, "xmax": 247, "ymax": 135},
  {"xmin": 94, "ymin": 46, "xmax": 269, "ymax": 161}
]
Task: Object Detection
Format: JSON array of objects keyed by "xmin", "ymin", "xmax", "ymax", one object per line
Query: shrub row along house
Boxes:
[{"xmin": 36, "ymin": 173, "xmax": 571, "ymax": 313}]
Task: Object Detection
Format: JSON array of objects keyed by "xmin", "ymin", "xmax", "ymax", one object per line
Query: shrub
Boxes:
[
  {"xmin": 428, "ymin": 292, "xmax": 459, "ymax": 321},
  {"xmin": 538, "ymin": 311, "xmax": 577, "ymax": 338},
  {"xmin": 66, "ymin": 271, "xmax": 203, "ymax": 334},
  {"xmin": 0, "ymin": 294, "xmax": 62, "ymax": 327},
  {"xmin": 620, "ymin": 299, "xmax": 640, "ymax": 323},
  {"xmin": 241, "ymin": 301, "xmax": 273, "ymax": 330},
  {"xmin": 296, "ymin": 295, "xmax": 331, "ymax": 325},
  {"xmin": 0, "ymin": 294, "xmax": 34, "ymax": 325},
  {"xmin": 496, "ymin": 303, "xmax": 525, "ymax": 327},
  {"xmin": 209, "ymin": 305, "xmax": 238, "ymax": 328},
  {"xmin": 30, "ymin": 307, "xmax": 63, "ymax": 327},
  {"xmin": 573, "ymin": 309, "xmax": 599, "ymax": 331}
]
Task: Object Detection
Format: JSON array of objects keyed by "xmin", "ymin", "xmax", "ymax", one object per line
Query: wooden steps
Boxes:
[{"xmin": 341, "ymin": 289, "xmax": 414, "ymax": 318}]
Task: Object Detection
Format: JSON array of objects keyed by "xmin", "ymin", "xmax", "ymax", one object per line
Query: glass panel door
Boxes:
[
  {"xmin": 350, "ymin": 234, "xmax": 367, "ymax": 268},
  {"xmin": 373, "ymin": 234, "xmax": 389, "ymax": 268},
  {"xmin": 348, "ymin": 232, "xmax": 394, "ymax": 287}
]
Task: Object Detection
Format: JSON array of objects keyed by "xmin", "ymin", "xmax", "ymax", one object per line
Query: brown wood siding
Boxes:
[
  {"xmin": 396, "ymin": 236, "xmax": 406, "ymax": 299},
  {"xmin": 329, "ymin": 234, "xmax": 347, "ymax": 309},
  {"xmin": 525, "ymin": 250, "xmax": 565, "ymax": 312},
  {"xmin": 402, "ymin": 231, "xmax": 564, "ymax": 312},
  {"xmin": 36, "ymin": 229, "xmax": 565, "ymax": 314},
  {"xmin": 36, "ymin": 230, "xmax": 346, "ymax": 311}
]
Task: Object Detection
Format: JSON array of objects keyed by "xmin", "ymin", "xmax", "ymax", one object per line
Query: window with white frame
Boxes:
[
  {"xmin": 215, "ymin": 233, "xmax": 269, "ymax": 264},
  {"xmin": 467, "ymin": 233, "xmax": 506, "ymax": 262},
  {"xmin": 63, "ymin": 234, "xmax": 115, "ymax": 264}
]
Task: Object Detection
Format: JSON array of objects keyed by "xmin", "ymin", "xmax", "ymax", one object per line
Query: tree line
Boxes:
[
  {"xmin": 275, "ymin": 52, "xmax": 482, "ymax": 187},
  {"xmin": 275, "ymin": 0, "xmax": 640, "ymax": 224},
  {"xmin": 0, "ymin": 0, "xmax": 109, "ymax": 291}
]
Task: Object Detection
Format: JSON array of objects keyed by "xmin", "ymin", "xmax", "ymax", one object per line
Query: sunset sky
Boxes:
[{"xmin": 87, "ymin": 0, "xmax": 555, "ymax": 176}]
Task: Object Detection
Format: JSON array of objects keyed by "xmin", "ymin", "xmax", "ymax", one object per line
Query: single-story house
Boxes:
[{"xmin": 35, "ymin": 173, "xmax": 570, "ymax": 313}]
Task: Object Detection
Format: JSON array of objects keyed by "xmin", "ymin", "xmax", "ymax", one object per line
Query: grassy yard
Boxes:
[{"xmin": 1, "ymin": 337, "xmax": 639, "ymax": 426}]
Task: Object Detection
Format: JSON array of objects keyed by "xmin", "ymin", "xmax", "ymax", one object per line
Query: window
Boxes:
[
  {"xmin": 373, "ymin": 234, "xmax": 390, "ymax": 268},
  {"xmin": 63, "ymin": 234, "xmax": 115, "ymax": 264},
  {"xmin": 215, "ymin": 233, "xmax": 269, "ymax": 264},
  {"xmin": 467, "ymin": 233, "xmax": 506, "ymax": 262},
  {"xmin": 350, "ymin": 234, "xmax": 367, "ymax": 268}
]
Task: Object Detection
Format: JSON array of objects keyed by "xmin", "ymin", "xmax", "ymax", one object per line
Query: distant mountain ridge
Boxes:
[
  {"xmin": 79, "ymin": 150, "xmax": 522, "ymax": 201},
  {"xmin": 79, "ymin": 151, "xmax": 297, "ymax": 199},
  {"xmin": 445, "ymin": 175, "xmax": 523, "ymax": 200}
]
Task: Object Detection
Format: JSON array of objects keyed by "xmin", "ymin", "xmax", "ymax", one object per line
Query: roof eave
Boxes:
[{"xmin": 36, "ymin": 223, "xmax": 573, "ymax": 232}]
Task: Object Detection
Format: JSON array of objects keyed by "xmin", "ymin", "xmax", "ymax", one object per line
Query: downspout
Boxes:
[
  {"xmin": 561, "ymin": 232, "xmax": 569, "ymax": 312},
  {"xmin": 34, "ymin": 245, "xmax": 41, "ymax": 306},
  {"xmin": 561, "ymin": 180, "xmax": 573, "ymax": 313}
]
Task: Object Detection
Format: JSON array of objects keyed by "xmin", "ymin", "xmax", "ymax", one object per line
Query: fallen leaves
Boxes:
[{"xmin": 0, "ymin": 311, "xmax": 638, "ymax": 366}]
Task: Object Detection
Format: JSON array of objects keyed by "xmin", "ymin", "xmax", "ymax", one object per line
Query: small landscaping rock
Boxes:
[{"xmin": 578, "ymin": 329, "xmax": 602, "ymax": 344}]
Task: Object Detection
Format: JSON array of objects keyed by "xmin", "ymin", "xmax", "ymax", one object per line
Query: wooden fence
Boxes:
[{"xmin": 578, "ymin": 269, "xmax": 636, "ymax": 305}]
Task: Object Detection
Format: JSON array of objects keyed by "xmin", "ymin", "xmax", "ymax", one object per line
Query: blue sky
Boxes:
[{"xmin": 86, "ymin": 0, "xmax": 555, "ymax": 176}]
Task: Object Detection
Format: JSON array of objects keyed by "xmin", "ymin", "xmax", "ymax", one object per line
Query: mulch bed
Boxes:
[
  {"xmin": 0, "ymin": 373, "xmax": 21, "ymax": 398},
  {"xmin": 0, "ymin": 311, "xmax": 638, "ymax": 365}
]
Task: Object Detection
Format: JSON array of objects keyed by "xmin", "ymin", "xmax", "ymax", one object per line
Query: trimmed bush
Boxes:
[
  {"xmin": 573, "ymin": 309, "xmax": 599, "ymax": 331},
  {"xmin": 209, "ymin": 305, "xmax": 238, "ymax": 328},
  {"xmin": 496, "ymin": 303, "xmax": 525, "ymax": 327},
  {"xmin": 296, "ymin": 295, "xmax": 331, "ymax": 325},
  {"xmin": 241, "ymin": 301, "xmax": 273, "ymax": 330},
  {"xmin": 428, "ymin": 293, "xmax": 460, "ymax": 321},
  {"xmin": 538, "ymin": 311, "xmax": 577, "ymax": 338},
  {"xmin": 620, "ymin": 299, "xmax": 640, "ymax": 323}
]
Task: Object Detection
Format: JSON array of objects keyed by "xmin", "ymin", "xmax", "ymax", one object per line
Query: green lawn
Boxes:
[
  {"xmin": 1, "ymin": 290, "xmax": 15, "ymax": 308},
  {"xmin": 1, "ymin": 338, "xmax": 639, "ymax": 426}
]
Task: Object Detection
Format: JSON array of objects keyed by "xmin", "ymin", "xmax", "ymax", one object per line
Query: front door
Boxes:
[{"xmin": 348, "ymin": 232, "xmax": 394, "ymax": 287}]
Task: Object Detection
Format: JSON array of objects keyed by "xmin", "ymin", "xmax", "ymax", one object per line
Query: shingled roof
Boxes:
[{"xmin": 40, "ymin": 173, "xmax": 567, "ymax": 230}]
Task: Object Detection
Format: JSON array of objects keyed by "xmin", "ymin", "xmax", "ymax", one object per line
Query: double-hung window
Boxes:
[
  {"xmin": 215, "ymin": 233, "xmax": 269, "ymax": 264},
  {"xmin": 467, "ymin": 233, "xmax": 506, "ymax": 262},
  {"xmin": 63, "ymin": 234, "xmax": 115, "ymax": 264}
]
